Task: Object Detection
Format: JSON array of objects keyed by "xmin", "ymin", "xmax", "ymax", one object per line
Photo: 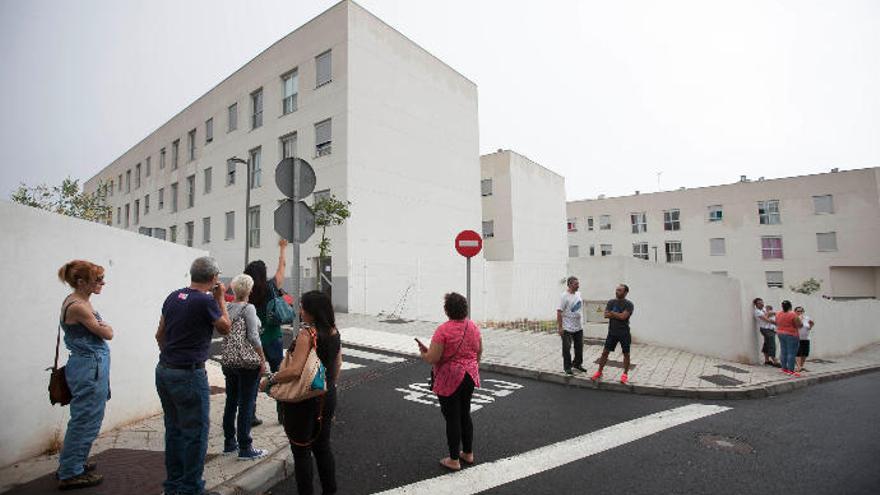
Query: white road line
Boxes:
[
  {"xmin": 341, "ymin": 362, "xmax": 365, "ymax": 370},
  {"xmin": 344, "ymin": 348, "xmax": 407, "ymax": 364},
  {"xmin": 373, "ymin": 403, "xmax": 731, "ymax": 495}
]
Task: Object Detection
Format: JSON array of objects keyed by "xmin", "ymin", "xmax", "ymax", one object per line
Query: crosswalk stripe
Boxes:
[
  {"xmin": 344, "ymin": 348, "xmax": 407, "ymax": 364},
  {"xmin": 341, "ymin": 362, "xmax": 365, "ymax": 370},
  {"xmin": 373, "ymin": 403, "xmax": 730, "ymax": 495}
]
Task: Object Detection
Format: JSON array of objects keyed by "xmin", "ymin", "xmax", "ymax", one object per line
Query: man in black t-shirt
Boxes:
[{"xmin": 591, "ymin": 284, "xmax": 634, "ymax": 384}]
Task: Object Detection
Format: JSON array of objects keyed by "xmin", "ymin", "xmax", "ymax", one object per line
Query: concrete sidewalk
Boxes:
[{"xmin": 2, "ymin": 312, "xmax": 877, "ymax": 494}]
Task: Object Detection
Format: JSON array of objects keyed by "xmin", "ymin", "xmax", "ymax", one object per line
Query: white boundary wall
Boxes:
[{"xmin": 0, "ymin": 201, "xmax": 208, "ymax": 467}]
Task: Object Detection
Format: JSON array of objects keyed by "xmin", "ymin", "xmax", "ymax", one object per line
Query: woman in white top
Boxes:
[{"xmin": 794, "ymin": 306, "xmax": 814, "ymax": 373}]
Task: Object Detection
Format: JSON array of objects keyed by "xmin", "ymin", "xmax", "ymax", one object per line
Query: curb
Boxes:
[{"xmin": 211, "ymin": 444, "xmax": 293, "ymax": 495}]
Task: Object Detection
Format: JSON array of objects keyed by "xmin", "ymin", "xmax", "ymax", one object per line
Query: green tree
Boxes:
[
  {"xmin": 313, "ymin": 194, "xmax": 351, "ymax": 290},
  {"xmin": 11, "ymin": 177, "xmax": 111, "ymax": 223},
  {"xmin": 790, "ymin": 277, "xmax": 822, "ymax": 295}
]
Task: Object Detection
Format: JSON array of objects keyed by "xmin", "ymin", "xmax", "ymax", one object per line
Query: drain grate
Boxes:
[
  {"xmin": 715, "ymin": 364, "xmax": 749, "ymax": 374},
  {"xmin": 593, "ymin": 358, "xmax": 637, "ymax": 370},
  {"xmin": 699, "ymin": 374, "xmax": 744, "ymax": 387},
  {"xmin": 698, "ymin": 434, "xmax": 753, "ymax": 454}
]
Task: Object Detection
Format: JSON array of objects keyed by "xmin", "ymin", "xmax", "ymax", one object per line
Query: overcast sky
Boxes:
[{"xmin": 1, "ymin": 0, "xmax": 878, "ymax": 201}]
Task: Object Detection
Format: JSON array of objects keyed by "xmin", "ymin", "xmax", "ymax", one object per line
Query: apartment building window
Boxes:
[
  {"xmin": 124, "ymin": 204, "xmax": 130, "ymax": 228},
  {"xmin": 599, "ymin": 215, "xmax": 611, "ymax": 230},
  {"xmin": 481, "ymin": 178, "xmax": 493, "ymax": 197},
  {"xmin": 144, "ymin": 194, "xmax": 150, "ymax": 215},
  {"xmin": 589, "ymin": 245, "xmax": 595, "ymax": 256},
  {"xmin": 761, "ymin": 236, "xmax": 784, "ymax": 259},
  {"xmin": 710, "ymin": 238, "xmax": 726, "ymax": 256},
  {"xmin": 228, "ymin": 103, "xmax": 238, "ymax": 132},
  {"xmin": 567, "ymin": 218, "xmax": 577, "ymax": 232},
  {"xmin": 202, "ymin": 217, "xmax": 211, "ymax": 244},
  {"xmin": 587, "ymin": 217, "xmax": 594, "ymax": 231},
  {"xmin": 708, "ymin": 204, "xmax": 723, "ymax": 222},
  {"xmin": 134, "ymin": 199, "xmax": 140, "ymax": 224},
  {"xmin": 482, "ymin": 220, "xmax": 495, "ymax": 238},
  {"xmin": 160, "ymin": 148, "xmax": 166, "ymax": 169},
  {"xmin": 145, "ymin": 157, "xmax": 151, "ymax": 177},
  {"xmin": 186, "ymin": 175, "xmax": 195, "ymax": 208},
  {"xmin": 758, "ymin": 199, "xmax": 780, "ymax": 224},
  {"xmin": 172, "ymin": 140, "xmax": 180, "ymax": 170},
  {"xmin": 158, "ymin": 188, "xmax": 164, "ymax": 210},
  {"xmin": 225, "ymin": 211, "xmax": 235, "ymax": 240},
  {"xmin": 185, "ymin": 221, "xmax": 194, "ymax": 247},
  {"xmin": 251, "ymin": 88, "xmax": 263, "ymax": 129},
  {"xmin": 116, "ymin": 207, "xmax": 121, "ymax": 225},
  {"xmin": 118, "ymin": 174, "xmax": 123, "ymax": 191},
  {"xmin": 249, "ymin": 147, "xmax": 261, "ymax": 188},
  {"xmin": 109, "ymin": 180, "xmax": 114, "ymax": 197},
  {"xmin": 817, "ymin": 232, "xmax": 838, "ymax": 252},
  {"xmin": 633, "ymin": 242, "xmax": 649, "ymax": 260},
  {"xmin": 170, "ymin": 182, "xmax": 178, "ymax": 212},
  {"xmin": 813, "ymin": 194, "xmax": 834, "ymax": 214},
  {"xmin": 125, "ymin": 170, "xmax": 131, "ymax": 193},
  {"xmin": 248, "ymin": 206, "xmax": 261, "ymax": 248},
  {"xmin": 315, "ymin": 119, "xmax": 332, "ymax": 157},
  {"xmin": 314, "ymin": 189, "xmax": 331, "ymax": 205},
  {"xmin": 766, "ymin": 271, "xmax": 784, "ymax": 288},
  {"xmin": 205, "ymin": 118, "xmax": 213, "ymax": 144},
  {"xmin": 169, "ymin": 225, "xmax": 177, "ymax": 243},
  {"xmin": 282, "ymin": 69, "xmax": 299, "ymax": 114},
  {"xmin": 600, "ymin": 244, "xmax": 612, "ymax": 256},
  {"xmin": 153, "ymin": 228, "xmax": 166, "ymax": 240},
  {"xmin": 316, "ymin": 50, "xmax": 332, "ymax": 87},
  {"xmin": 203, "ymin": 167, "xmax": 212, "ymax": 194},
  {"xmin": 187, "ymin": 129, "xmax": 196, "ymax": 162},
  {"xmin": 226, "ymin": 160, "xmax": 236, "ymax": 186},
  {"xmin": 569, "ymin": 245, "xmax": 579, "ymax": 258},
  {"xmin": 135, "ymin": 163, "xmax": 141, "ymax": 189},
  {"xmin": 665, "ymin": 241, "xmax": 683, "ymax": 263},
  {"xmin": 663, "ymin": 209, "xmax": 681, "ymax": 231},
  {"xmin": 281, "ymin": 133, "xmax": 297, "ymax": 159},
  {"xmin": 631, "ymin": 212, "xmax": 647, "ymax": 233}
]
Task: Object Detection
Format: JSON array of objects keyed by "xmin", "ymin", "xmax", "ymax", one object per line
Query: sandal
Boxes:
[
  {"xmin": 440, "ymin": 457, "xmax": 461, "ymax": 471},
  {"xmin": 460, "ymin": 452, "xmax": 475, "ymax": 465},
  {"xmin": 58, "ymin": 472, "xmax": 103, "ymax": 490}
]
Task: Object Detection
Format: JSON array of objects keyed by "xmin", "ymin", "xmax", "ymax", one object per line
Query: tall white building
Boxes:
[
  {"xmin": 85, "ymin": 1, "xmax": 481, "ymax": 320},
  {"xmin": 566, "ymin": 167, "xmax": 880, "ymax": 299}
]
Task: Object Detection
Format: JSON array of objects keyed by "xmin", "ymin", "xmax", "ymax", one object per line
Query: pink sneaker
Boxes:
[
  {"xmin": 620, "ymin": 374, "xmax": 629, "ymax": 384},
  {"xmin": 590, "ymin": 371, "xmax": 602, "ymax": 382}
]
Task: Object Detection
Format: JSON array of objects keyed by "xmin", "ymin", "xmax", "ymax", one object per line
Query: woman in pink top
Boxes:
[
  {"xmin": 775, "ymin": 300, "xmax": 803, "ymax": 376},
  {"xmin": 419, "ymin": 292, "xmax": 483, "ymax": 471}
]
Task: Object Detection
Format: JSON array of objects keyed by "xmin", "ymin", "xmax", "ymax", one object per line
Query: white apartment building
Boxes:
[
  {"xmin": 85, "ymin": 1, "xmax": 481, "ymax": 320},
  {"xmin": 479, "ymin": 150, "xmax": 567, "ymax": 319},
  {"xmin": 566, "ymin": 167, "xmax": 880, "ymax": 299}
]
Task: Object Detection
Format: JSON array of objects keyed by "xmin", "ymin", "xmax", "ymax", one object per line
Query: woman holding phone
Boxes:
[{"xmin": 419, "ymin": 292, "xmax": 483, "ymax": 471}]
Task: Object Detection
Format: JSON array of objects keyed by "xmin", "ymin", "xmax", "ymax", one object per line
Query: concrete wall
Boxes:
[
  {"xmin": 0, "ymin": 202, "xmax": 208, "ymax": 467},
  {"xmin": 569, "ymin": 256, "xmax": 758, "ymax": 363}
]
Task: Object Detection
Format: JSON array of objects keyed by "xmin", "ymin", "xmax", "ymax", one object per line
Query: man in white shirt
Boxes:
[
  {"xmin": 753, "ymin": 298, "xmax": 780, "ymax": 367},
  {"xmin": 557, "ymin": 276, "xmax": 584, "ymax": 375}
]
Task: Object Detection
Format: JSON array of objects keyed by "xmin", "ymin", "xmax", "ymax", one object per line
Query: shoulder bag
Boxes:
[
  {"xmin": 221, "ymin": 307, "xmax": 262, "ymax": 369},
  {"xmin": 47, "ymin": 301, "xmax": 75, "ymax": 406},
  {"xmin": 270, "ymin": 326, "xmax": 327, "ymax": 403},
  {"xmin": 266, "ymin": 283, "xmax": 295, "ymax": 326}
]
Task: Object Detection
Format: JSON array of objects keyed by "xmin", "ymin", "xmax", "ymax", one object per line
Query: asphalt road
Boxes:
[{"xmin": 254, "ymin": 345, "xmax": 879, "ymax": 495}]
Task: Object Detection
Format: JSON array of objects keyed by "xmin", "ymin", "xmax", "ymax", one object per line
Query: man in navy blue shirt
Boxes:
[
  {"xmin": 591, "ymin": 284, "xmax": 634, "ymax": 384},
  {"xmin": 155, "ymin": 256, "xmax": 230, "ymax": 495}
]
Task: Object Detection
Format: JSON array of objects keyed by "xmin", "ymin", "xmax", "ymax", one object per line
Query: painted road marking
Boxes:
[
  {"xmin": 345, "ymin": 348, "xmax": 407, "ymax": 364},
  {"xmin": 395, "ymin": 379, "xmax": 524, "ymax": 412},
  {"xmin": 373, "ymin": 403, "xmax": 731, "ymax": 495},
  {"xmin": 341, "ymin": 362, "xmax": 365, "ymax": 370}
]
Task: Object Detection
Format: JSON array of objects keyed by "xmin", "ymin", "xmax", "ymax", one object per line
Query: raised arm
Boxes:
[
  {"xmin": 274, "ymin": 238, "xmax": 288, "ymax": 289},
  {"xmin": 212, "ymin": 283, "xmax": 231, "ymax": 335}
]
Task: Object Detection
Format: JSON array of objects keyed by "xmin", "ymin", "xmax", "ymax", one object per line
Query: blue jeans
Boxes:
[
  {"xmin": 222, "ymin": 367, "xmax": 260, "ymax": 452},
  {"xmin": 155, "ymin": 364, "xmax": 210, "ymax": 495},
  {"xmin": 263, "ymin": 337, "xmax": 283, "ymax": 372},
  {"xmin": 57, "ymin": 353, "xmax": 110, "ymax": 480},
  {"xmin": 778, "ymin": 334, "xmax": 799, "ymax": 372}
]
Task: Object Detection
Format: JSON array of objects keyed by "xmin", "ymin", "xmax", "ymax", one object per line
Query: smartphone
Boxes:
[{"xmin": 415, "ymin": 338, "xmax": 427, "ymax": 351}]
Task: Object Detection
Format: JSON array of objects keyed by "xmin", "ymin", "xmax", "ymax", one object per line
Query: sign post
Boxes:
[
  {"xmin": 274, "ymin": 157, "xmax": 316, "ymax": 312},
  {"xmin": 454, "ymin": 230, "xmax": 483, "ymax": 316}
]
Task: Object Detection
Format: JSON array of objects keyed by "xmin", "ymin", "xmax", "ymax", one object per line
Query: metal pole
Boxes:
[
  {"xmin": 292, "ymin": 159, "xmax": 301, "ymax": 321},
  {"xmin": 244, "ymin": 159, "xmax": 251, "ymax": 268},
  {"xmin": 466, "ymin": 256, "xmax": 471, "ymax": 317}
]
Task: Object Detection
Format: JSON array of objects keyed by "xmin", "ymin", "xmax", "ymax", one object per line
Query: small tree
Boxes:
[
  {"xmin": 790, "ymin": 277, "xmax": 822, "ymax": 295},
  {"xmin": 11, "ymin": 177, "xmax": 111, "ymax": 223},
  {"xmin": 313, "ymin": 194, "xmax": 351, "ymax": 291}
]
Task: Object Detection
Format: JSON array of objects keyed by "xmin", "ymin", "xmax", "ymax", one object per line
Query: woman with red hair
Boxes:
[{"xmin": 56, "ymin": 260, "xmax": 114, "ymax": 490}]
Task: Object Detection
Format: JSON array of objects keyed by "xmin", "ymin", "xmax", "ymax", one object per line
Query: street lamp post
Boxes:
[{"xmin": 229, "ymin": 157, "xmax": 250, "ymax": 268}]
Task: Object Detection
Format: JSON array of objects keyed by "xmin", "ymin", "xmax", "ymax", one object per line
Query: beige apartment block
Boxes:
[
  {"xmin": 84, "ymin": 1, "xmax": 481, "ymax": 319},
  {"xmin": 566, "ymin": 167, "xmax": 880, "ymax": 299}
]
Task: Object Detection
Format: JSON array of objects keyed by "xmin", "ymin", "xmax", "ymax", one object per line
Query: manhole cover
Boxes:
[
  {"xmin": 699, "ymin": 434, "xmax": 753, "ymax": 454},
  {"xmin": 715, "ymin": 364, "xmax": 749, "ymax": 374},
  {"xmin": 699, "ymin": 374, "xmax": 744, "ymax": 387}
]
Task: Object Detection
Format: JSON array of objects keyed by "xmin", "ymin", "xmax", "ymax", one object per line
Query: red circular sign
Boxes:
[{"xmin": 454, "ymin": 230, "xmax": 483, "ymax": 258}]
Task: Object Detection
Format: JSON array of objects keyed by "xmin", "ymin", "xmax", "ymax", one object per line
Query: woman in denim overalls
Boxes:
[{"xmin": 56, "ymin": 260, "xmax": 114, "ymax": 490}]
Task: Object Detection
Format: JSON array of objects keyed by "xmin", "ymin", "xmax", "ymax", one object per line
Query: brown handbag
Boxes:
[
  {"xmin": 48, "ymin": 302, "xmax": 75, "ymax": 406},
  {"xmin": 270, "ymin": 327, "xmax": 327, "ymax": 404}
]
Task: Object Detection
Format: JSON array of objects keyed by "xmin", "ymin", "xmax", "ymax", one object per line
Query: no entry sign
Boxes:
[{"xmin": 455, "ymin": 230, "xmax": 483, "ymax": 258}]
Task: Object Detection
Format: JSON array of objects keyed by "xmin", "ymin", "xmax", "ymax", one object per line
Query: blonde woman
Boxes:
[
  {"xmin": 222, "ymin": 274, "xmax": 269, "ymax": 460},
  {"xmin": 56, "ymin": 260, "xmax": 114, "ymax": 490}
]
